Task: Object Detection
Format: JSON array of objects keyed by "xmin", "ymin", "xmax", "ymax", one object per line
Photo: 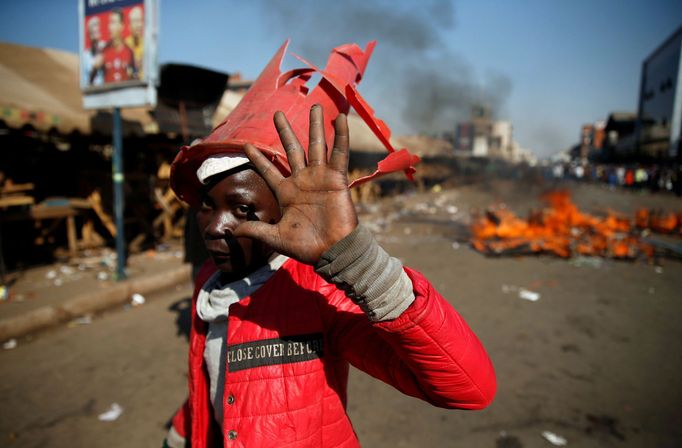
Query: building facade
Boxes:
[{"xmin": 636, "ymin": 25, "xmax": 682, "ymax": 159}]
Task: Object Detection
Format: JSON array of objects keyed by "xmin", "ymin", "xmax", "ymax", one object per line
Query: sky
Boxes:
[{"xmin": 1, "ymin": 0, "xmax": 681, "ymax": 158}]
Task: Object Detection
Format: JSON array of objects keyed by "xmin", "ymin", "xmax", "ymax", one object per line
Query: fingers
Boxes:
[
  {"xmin": 274, "ymin": 111, "xmax": 306, "ymax": 174},
  {"xmin": 307, "ymin": 105, "xmax": 327, "ymax": 166},
  {"xmin": 232, "ymin": 221, "xmax": 282, "ymax": 250},
  {"xmin": 329, "ymin": 113, "xmax": 350, "ymax": 172},
  {"xmin": 244, "ymin": 143, "xmax": 284, "ymax": 188}
]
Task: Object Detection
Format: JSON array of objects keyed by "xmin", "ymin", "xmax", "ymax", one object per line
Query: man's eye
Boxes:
[
  {"xmin": 200, "ymin": 198, "xmax": 213, "ymax": 210},
  {"xmin": 236, "ymin": 205, "xmax": 250, "ymax": 214}
]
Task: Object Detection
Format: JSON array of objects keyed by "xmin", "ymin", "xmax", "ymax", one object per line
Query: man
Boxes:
[
  {"xmin": 164, "ymin": 42, "xmax": 495, "ymax": 447},
  {"xmin": 125, "ymin": 5, "xmax": 144, "ymax": 79},
  {"xmin": 82, "ymin": 16, "xmax": 104, "ymax": 86},
  {"xmin": 99, "ymin": 8, "xmax": 135, "ymax": 83}
]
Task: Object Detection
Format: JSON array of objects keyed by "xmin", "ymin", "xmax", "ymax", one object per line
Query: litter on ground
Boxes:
[{"xmin": 98, "ymin": 403, "xmax": 123, "ymax": 422}]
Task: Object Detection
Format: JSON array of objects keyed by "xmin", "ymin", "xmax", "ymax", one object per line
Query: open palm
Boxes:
[{"xmin": 233, "ymin": 105, "xmax": 358, "ymax": 265}]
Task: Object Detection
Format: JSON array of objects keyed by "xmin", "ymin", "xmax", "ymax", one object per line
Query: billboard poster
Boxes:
[{"xmin": 79, "ymin": 0, "xmax": 158, "ymax": 109}]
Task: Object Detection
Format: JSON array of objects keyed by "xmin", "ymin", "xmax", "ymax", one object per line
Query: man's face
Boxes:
[
  {"xmin": 109, "ymin": 12, "xmax": 122, "ymax": 39},
  {"xmin": 196, "ymin": 167, "xmax": 281, "ymax": 279},
  {"xmin": 88, "ymin": 18, "xmax": 101, "ymax": 41},
  {"xmin": 129, "ymin": 7, "xmax": 143, "ymax": 36}
]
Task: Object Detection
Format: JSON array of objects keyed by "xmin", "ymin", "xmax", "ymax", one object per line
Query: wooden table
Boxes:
[{"xmin": 1, "ymin": 204, "xmax": 80, "ymax": 258}]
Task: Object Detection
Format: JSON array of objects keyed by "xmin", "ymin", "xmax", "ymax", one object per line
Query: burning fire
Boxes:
[{"xmin": 471, "ymin": 191, "xmax": 681, "ymax": 260}]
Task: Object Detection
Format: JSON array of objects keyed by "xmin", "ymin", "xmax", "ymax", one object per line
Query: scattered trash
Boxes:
[
  {"xmin": 46, "ymin": 270, "xmax": 57, "ymax": 280},
  {"xmin": 97, "ymin": 271, "xmax": 109, "ymax": 281},
  {"xmin": 131, "ymin": 293, "xmax": 146, "ymax": 306},
  {"xmin": 54, "ymin": 278, "xmax": 63, "ymax": 287},
  {"xmin": 501, "ymin": 284, "xmax": 518, "ymax": 294},
  {"xmin": 451, "ymin": 242, "xmax": 460, "ymax": 250},
  {"xmin": 518, "ymin": 288, "xmax": 541, "ymax": 302},
  {"xmin": 446, "ymin": 205, "xmax": 458, "ymax": 215},
  {"xmin": 496, "ymin": 431, "xmax": 523, "ymax": 448},
  {"xmin": 145, "ymin": 249, "xmax": 157, "ymax": 258},
  {"xmin": 569, "ymin": 256, "xmax": 603, "ymax": 269},
  {"xmin": 71, "ymin": 314, "xmax": 93, "ymax": 325},
  {"xmin": 98, "ymin": 402, "xmax": 123, "ymax": 422},
  {"xmin": 100, "ymin": 252, "xmax": 116, "ymax": 269},
  {"xmin": 59, "ymin": 265, "xmax": 75, "ymax": 275},
  {"xmin": 0, "ymin": 285, "xmax": 7, "ymax": 301},
  {"xmin": 654, "ymin": 266, "xmax": 663, "ymax": 274},
  {"xmin": 3, "ymin": 339, "xmax": 18, "ymax": 350},
  {"xmin": 541, "ymin": 430, "xmax": 567, "ymax": 446}
]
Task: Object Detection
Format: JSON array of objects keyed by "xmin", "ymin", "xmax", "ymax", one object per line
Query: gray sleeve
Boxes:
[{"xmin": 314, "ymin": 225, "xmax": 415, "ymax": 322}]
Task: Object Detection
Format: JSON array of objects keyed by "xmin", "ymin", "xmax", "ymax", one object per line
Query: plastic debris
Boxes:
[
  {"xmin": 97, "ymin": 272, "xmax": 109, "ymax": 281},
  {"xmin": 0, "ymin": 285, "xmax": 7, "ymax": 301},
  {"xmin": 98, "ymin": 403, "xmax": 123, "ymax": 422},
  {"xmin": 46, "ymin": 270, "xmax": 57, "ymax": 280},
  {"xmin": 518, "ymin": 288, "xmax": 541, "ymax": 302},
  {"xmin": 54, "ymin": 278, "xmax": 63, "ymax": 287},
  {"xmin": 451, "ymin": 242, "xmax": 460, "ymax": 250},
  {"xmin": 3, "ymin": 339, "xmax": 18, "ymax": 350},
  {"xmin": 501, "ymin": 284, "xmax": 518, "ymax": 294},
  {"xmin": 131, "ymin": 293, "xmax": 146, "ymax": 306},
  {"xmin": 72, "ymin": 315, "xmax": 93, "ymax": 325},
  {"xmin": 59, "ymin": 265, "xmax": 75, "ymax": 275},
  {"xmin": 446, "ymin": 205, "xmax": 458, "ymax": 215},
  {"xmin": 654, "ymin": 266, "xmax": 663, "ymax": 274},
  {"xmin": 541, "ymin": 430, "xmax": 567, "ymax": 446},
  {"xmin": 569, "ymin": 256, "xmax": 603, "ymax": 269}
]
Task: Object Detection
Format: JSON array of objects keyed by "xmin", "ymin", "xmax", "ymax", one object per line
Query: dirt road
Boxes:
[{"xmin": 1, "ymin": 180, "xmax": 681, "ymax": 447}]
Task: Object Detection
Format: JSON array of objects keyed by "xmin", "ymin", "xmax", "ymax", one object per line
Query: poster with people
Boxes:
[
  {"xmin": 80, "ymin": 0, "xmax": 157, "ymax": 108},
  {"xmin": 81, "ymin": 0, "xmax": 145, "ymax": 88}
]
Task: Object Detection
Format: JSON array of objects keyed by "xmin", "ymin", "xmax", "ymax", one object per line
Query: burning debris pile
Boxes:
[{"xmin": 471, "ymin": 191, "xmax": 681, "ymax": 260}]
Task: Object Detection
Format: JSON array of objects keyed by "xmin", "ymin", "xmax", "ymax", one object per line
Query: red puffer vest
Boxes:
[{"xmin": 172, "ymin": 258, "xmax": 496, "ymax": 447}]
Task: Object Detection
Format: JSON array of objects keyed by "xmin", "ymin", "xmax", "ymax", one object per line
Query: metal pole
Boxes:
[{"xmin": 112, "ymin": 107, "xmax": 127, "ymax": 280}]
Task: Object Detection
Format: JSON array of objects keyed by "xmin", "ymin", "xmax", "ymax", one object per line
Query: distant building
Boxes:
[
  {"xmin": 576, "ymin": 120, "xmax": 608, "ymax": 161},
  {"xmin": 605, "ymin": 112, "xmax": 638, "ymax": 155},
  {"xmin": 454, "ymin": 105, "xmax": 532, "ymax": 163},
  {"xmin": 454, "ymin": 122, "xmax": 473, "ymax": 152},
  {"xmin": 490, "ymin": 121, "xmax": 513, "ymax": 159},
  {"xmin": 636, "ymin": 25, "xmax": 682, "ymax": 159}
]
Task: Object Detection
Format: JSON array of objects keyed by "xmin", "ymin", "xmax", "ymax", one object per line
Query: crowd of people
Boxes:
[
  {"xmin": 549, "ymin": 163, "xmax": 682, "ymax": 195},
  {"xmin": 82, "ymin": 6, "xmax": 144, "ymax": 87}
]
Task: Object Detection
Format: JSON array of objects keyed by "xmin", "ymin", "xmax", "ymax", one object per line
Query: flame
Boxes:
[{"xmin": 470, "ymin": 191, "xmax": 678, "ymax": 259}]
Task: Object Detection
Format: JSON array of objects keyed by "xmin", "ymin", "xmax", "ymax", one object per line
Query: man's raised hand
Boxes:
[{"xmin": 233, "ymin": 104, "xmax": 358, "ymax": 265}]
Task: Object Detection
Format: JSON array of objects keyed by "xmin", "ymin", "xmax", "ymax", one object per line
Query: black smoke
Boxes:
[{"xmin": 259, "ymin": 0, "xmax": 512, "ymax": 135}]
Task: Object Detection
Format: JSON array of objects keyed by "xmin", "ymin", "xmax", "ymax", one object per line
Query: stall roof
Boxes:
[
  {"xmin": 0, "ymin": 42, "xmax": 90, "ymax": 133},
  {"xmin": 0, "ymin": 42, "xmax": 154, "ymax": 135}
]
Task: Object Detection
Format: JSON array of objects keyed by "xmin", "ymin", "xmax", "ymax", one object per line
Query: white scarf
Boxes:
[{"xmin": 196, "ymin": 253, "xmax": 289, "ymax": 323}]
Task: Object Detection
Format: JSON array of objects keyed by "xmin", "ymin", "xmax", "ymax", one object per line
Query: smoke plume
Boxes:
[{"xmin": 259, "ymin": 0, "xmax": 512, "ymax": 135}]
